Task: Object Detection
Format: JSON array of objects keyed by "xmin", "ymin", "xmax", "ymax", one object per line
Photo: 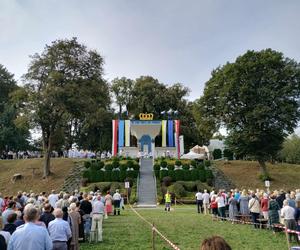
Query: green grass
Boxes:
[{"xmin": 81, "ymin": 205, "xmax": 295, "ymax": 250}]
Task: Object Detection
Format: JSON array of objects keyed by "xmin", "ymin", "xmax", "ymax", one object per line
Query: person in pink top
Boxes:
[{"xmin": 260, "ymin": 193, "xmax": 269, "ymax": 220}]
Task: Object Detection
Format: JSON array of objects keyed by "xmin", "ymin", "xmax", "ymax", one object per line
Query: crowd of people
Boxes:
[
  {"xmin": 0, "ymin": 189, "xmax": 124, "ymax": 250},
  {"xmin": 195, "ymin": 188, "xmax": 300, "ymax": 243}
]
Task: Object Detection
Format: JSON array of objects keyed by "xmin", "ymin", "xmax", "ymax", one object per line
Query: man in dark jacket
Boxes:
[{"xmin": 39, "ymin": 204, "xmax": 55, "ymax": 228}]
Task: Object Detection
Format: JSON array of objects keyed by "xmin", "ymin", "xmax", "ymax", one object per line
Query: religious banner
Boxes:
[
  {"xmin": 161, "ymin": 120, "xmax": 167, "ymax": 147},
  {"xmin": 168, "ymin": 120, "xmax": 174, "ymax": 147},
  {"xmin": 125, "ymin": 120, "xmax": 131, "ymax": 147},
  {"xmin": 118, "ymin": 120, "xmax": 125, "ymax": 149},
  {"xmin": 175, "ymin": 120, "xmax": 180, "ymax": 158},
  {"xmin": 112, "ymin": 120, "xmax": 118, "ymax": 156}
]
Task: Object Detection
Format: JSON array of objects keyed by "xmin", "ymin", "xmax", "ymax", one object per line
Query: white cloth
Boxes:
[
  {"xmin": 203, "ymin": 193, "xmax": 210, "ymax": 204},
  {"xmin": 216, "ymin": 196, "xmax": 225, "ymax": 208},
  {"xmin": 281, "ymin": 205, "xmax": 295, "ymax": 220},
  {"xmin": 48, "ymin": 194, "xmax": 59, "ymax": 208},
  {"xmin": 248, "ymin": 198, "xmax": 260, "ymax": 213},
  {"xmin": 195, "ymin": 192, "xmax": 203, "ymax": 200},
  {"xmin": 113, "ymin": 193, "xmax": 121, "ymax": 201},
  {"xmin": 0, "ymin": 230, "xmax": 11, "ymax": 244}
]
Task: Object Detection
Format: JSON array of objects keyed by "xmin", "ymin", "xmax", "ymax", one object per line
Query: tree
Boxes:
[
  {"xmin": 0, "ymin": 65, "xmax": 30, "ymax": 153},
  {"xmin": 199, "ymin": 49, "xmax": 300, "ymax": 175},
  {"xmin": 279, "ymin": 134, "xmax": 300, "ymax": 164},
  {"xmin": 24, "ymin": 38, "xmax": 110, "ymax": 177},
  {"xmin": 111, "ymin": 77, "xmax": 134, "ymax": 117}
]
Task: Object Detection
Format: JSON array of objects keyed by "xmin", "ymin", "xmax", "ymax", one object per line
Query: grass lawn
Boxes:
[
  {"xmin": 0, "ymin": 158, "xmax": 76, "ymax": 195},
  {"xmin": 81, "ymin": 205, "xmax": 294, "ymax": 250},
  {"xmin": 215, "ymin": 160, "xmax": 300, "ymax": 190}
]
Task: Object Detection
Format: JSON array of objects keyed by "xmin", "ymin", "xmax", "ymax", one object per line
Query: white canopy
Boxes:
[{"xmin": 181, "ymin": 150, "xmax": 206, "ymax": 159}]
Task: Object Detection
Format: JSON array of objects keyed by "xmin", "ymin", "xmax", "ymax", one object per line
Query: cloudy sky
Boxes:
[{"xmin": 0, "ymin": 0, "xmax": 300, "ymax": 100}]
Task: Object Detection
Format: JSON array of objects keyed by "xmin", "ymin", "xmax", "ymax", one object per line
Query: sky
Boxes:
[{"xmin": 0, "ymin": 0, "xmax": 300, "ymax": 101}]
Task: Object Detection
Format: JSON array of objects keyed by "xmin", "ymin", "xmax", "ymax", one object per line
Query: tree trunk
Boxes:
[
  {"xmin": 258, "ymin": 159, "xmax": 268, "ymax": 176},
  {"xmin": 43, "ymin": 132, "xmax": 52, "ymax": 178}
]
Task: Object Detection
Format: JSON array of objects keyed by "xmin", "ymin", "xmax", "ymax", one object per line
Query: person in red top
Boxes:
[
  {"xmin": 210, "ymin": 194, "xmax": 218, "ymax": 218},
  {"xmin": 260, "ymin": 193, "xmax": 269, "ymax": 220}
]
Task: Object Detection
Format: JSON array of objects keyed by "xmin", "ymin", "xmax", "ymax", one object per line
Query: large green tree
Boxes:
[
  {"xmin": 24, "ymin": 38, "xmax": 110, "ymax": 177},
  {"xmin": 199, "ymin": 49, "xmax": 300, "ymax": 175},
  {"xmin": 279, "ymin": 134, "xmax": 300, "ymax": 164},
  {"xmin": 0, "ymin": 65, "xmax": 30, "ymax": 153}
]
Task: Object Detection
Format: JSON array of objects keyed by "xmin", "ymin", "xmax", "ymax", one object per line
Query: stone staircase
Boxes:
[
  {"xmin": 210, "ymin": 163, "xmax": 236, "ymax": 191},
  {"xmin": 61, "ymin": 163, "xmax": 84, "ymax": 193},
  {"xmin": 137, "ymin": 158, "xmax": 157, "ymax": 208}
]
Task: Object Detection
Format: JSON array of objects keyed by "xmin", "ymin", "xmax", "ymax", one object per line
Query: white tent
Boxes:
[{"xmin": 181, "ymin": 151, "xmax": 206, "ymax": 159}]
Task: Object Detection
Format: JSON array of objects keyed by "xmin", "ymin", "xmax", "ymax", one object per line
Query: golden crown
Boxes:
[{"xmin": 139, "ymin": 113, "xmax": 154, "ymax": 120}]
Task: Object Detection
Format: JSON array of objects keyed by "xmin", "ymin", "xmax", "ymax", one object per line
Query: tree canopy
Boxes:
[{"xmin": 199, "ymin": 49, "xmax": 300, "ymax": 174}]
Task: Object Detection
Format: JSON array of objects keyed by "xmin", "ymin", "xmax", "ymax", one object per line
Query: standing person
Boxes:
[
  {"xmin": 195, "ymin": 190, "xmax": 203, "ymax": 214},
  {"xmin": 164, "ymin": 190, "xmax": 171, "ymax": 212},
  {"xmin": 69, "ymin": 203, "xmax": 81, "ymax": 250},
  {"xmin": 202, "ymin": 190, "xmax": 210, "ymax": 215},
  {"xmin": 48, "ymin": 208, "xmax": 72, "ymax": 250},
  {"xmin": 75, "ymin": 202, "xmax": 85, "ymax": 242},
  {"xmin": 260, "ymin": 193, "xmax": 269, "ymax": 220},
  {"xmin": 216, "ymin": 193, "xmax": 226, "ymax": 219},
  {"xmin": 48, "ymin": 190, "xmax": 58, "ymax": 209},
  {"xmin": 7, "ymin": 204, "xmax": 52, "ymax": 250},
  {"xmin": 90, "ymin": 195, "xmax": 105, "ymax": 242},
  {"xmin": 210, "ymin": 194, "xmax": 218, "ymax": 218},
  {"xmin": 3, "ymin": 213, "xmax": 17, "ymax": 235},
  {"xmin": 228, "ymin": 195, "xmax": 238, "ymax": 223},
  {"xmin": 2, "ymin": 202, "xmax": 16, "ymax": 225},
  {"xmin": 39, "ymin": 204, "xmax": 55, "ymax": 228},
  {"xmin": 248, "ymin": 194, "xmax": 260, "ymax": 229},
  {"xmin": 80, "ymin": 193, "xmax": 92, "ymax": 240},
  {"xmin": 104, "ymin": 191, "xmax": 113, "ymax": 217},
  {"xmin": 268, "ymin": 195, "xmax": 280, "ymax": 233},
  {"xmin": 281, "ymin": 200, "xmax": 298, "ymax": 243},
  {"xmin": 113, "ymin": 190, "xmax": 121, "ymax": 215},
  {"xmin": 239, "ymin": 190, "xmax": 250, "ymax": 218}
]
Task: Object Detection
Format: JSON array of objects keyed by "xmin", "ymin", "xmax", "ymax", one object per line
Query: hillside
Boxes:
[
  {"xmin": 0, "ymin": 158, "xmax": 77, "ymax": 196},
  {"xmin": 214, "ymin": 160, "xmax": 300, "ymax": 190}
]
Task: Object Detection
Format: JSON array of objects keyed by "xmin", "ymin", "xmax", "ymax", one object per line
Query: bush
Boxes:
[
  {"xmin": 90, "ymin": 163, "xmax": 99, "ymax": 171},
  {"xmin": 169, "ymin": 183, "xmax": 186, "ymax": 198},
  {"xmin": 204, "ymin": 160, "xmax": 211, "ymax": 167},
  {"xmin": 175, "ymin": 160, "xmax": 182, "ymax": 166},
  {"xmin": 197, "ymin": 163, "xmax": 205, "ymax": 171},
  {"xmin": 84, "ymin": 161, "xmax": 91, "ymax": 168},
  {"xmin": 98, "ymin": 161, "xmax": 105, "ymax": 168},
  {"xmin": 132, "ymin": 163, "xmax": 140, "ymax": 171},
  {"xmin": 127, "ymin": 160, "xmax": 134, "ymax": 169},
  {"xmin": 161, "ymin": 160, "xmax": 168, "ymax": 168},
  {"xmin": 223, "ymin": 149, "xmax": 234, "ymax": 160},
  {"xmin": 126, "ymin": 169, "xmax": 135, "ymax": 179},
  {"xmin": 104, "ymin": 171, "xmax": 112, "ymax": 181},
  {"xmin": 112, "ymin": 159, "xmax": 120, "ymax": 169},
  {"xmin": 105, "ymin": 164, "xmax": 113, "ymax": 171},
  {"xmin": 111, "ymin": 171, "xmax": 120, "ymax": 182},
  {"xmin": 154, "ymin": 163, "xmax": 160, "ymax": 171},
  {"xmin": 93, "ymin": 182, "xmax": 111, "ymax": 193},
  {"xmin": 120, "ymin": 170, "xmax": 127, "ymax": 182},
  {"xmin": 178, "ymin": 181, "xmax": 197, "ymax": 192},
  {"xmin": 110, "ymin": 182, "xmax": 121, "ymax": 193},
  {"xmin": 213, "ymin": 149, "xmax": 222, "ymax": 159},
  {"xmin": 183, "ymin": 170, "xmax": 191, "ymax": 181},
  {"xmin": 175, "ymin": 169, "xmax": 184, "ymax": 181},
  {"xmin": 125, "ymin": 177, "xmax": 134, "ymax": 187},
  {"xmin": 168, "ymin": 170, "xmax": 176, "ymax": 181},
  {"xmin": 167, "ymin": 164, "xmax": 175, "ymax": 170},
  {"xmin": 155, "ymin": 170, "xmax": 160, "ymax": 178},
  {"xmin": 81, "ymin": 178, "xmax": 88, "ymax": 187},
  {"xmin": 162, "ymin": 176, "xmax": 172, "ymax": 186},
  {"xmin": 199, "ymin": 169, "xmax": 206, "ymax": 182},
  {"xmin": 259, "ymin": 174, "xmax": 272, "ymax": 181},
  {"xmin": 190, "ymin": 169, "xmax": 199, "ymax": 181},
  {"xmin": 182, "ymin": 164, "xmax": 189, "ymax": 170},
  {"xmin": 160, "ymin": 169, "xmax": 169, "ymax": 180},
  {"xmin": 190, "ymin": 160, "xmax": 197, "ymax": 167},
  {"xmin": 133, "ymin": 170, "xmax": 139, "ymax": 178},
  {"xmin": 205, "ymin": 169, "xmax": 214, "ymax": 179},
  {"xmin": 120, "ymin": 163, "xmax": 127, "ymax": 171},
  {"xmin": 82, "ymin": 170, "xmax": 90, "ymax": 180}
]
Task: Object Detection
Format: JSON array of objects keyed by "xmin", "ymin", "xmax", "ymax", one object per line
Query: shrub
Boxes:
[
  {"xmin": 133, "ymin": 163, "xmax": 140, "ymax": 171},
  {"xmin": 89, "ymin": 170, "xmax": 98, "ymax": 182},
  {"xmin": 197, "ymin": 163, "xmax": 205, "ymax": 171},
  {"xmin": 126, "ymin": 169, "xmax": 135, "ymax": 179},
  {"xmin": 155, "ymin": 170, "xmax": 160, "ymax": 178},
  {"xmin": 105, "ymin": 164, "xmax": 113, "ymax": 171},
  {"xmin": 259, "ymin": 174, "xmax": 272, "ymax": 181},
  {"xmin": 127, "ymin": 160, "xmax": 134, "ymax": 169},
  {"xmin": 175, "ymin": 169, "xmax": 184, "ymax": 181},
  {"xmin": 160, "ymin": 169, "xmax": 169, "ymax": 180},
  {"xmin": 190, "ymin": 160, "xmax": 197, "ymax": 167},
  {"xmin": 111, "ymin": 171, "xmax": 120, "ymax": 182},
  {"xmin": 110, "ymin": 182, "xmax": 121, "ymax": 193},
  {"xmin": 223, "ymin": 149, "xmax": 234, "ymax": 160},
  {"xmin": 168, "ymin": 170, "xmax": 175, "ymax": 181},
  {"xmin": 82, "ymin": 170, "xmax": 90, "ymax": 180},
  {"xmin": 104, "ymin": 171, "xmax": 112, "ymax": 181},
  {"xmin": 182, "ymin": 164, "xmax": 189, "ymax": 170},
  {"xmin": 112, "ymin": 159, "xmax": 120, "ymax": 169},
  {"xmin": 90, "ymin": 163, "xmax": 99, "ymax": 171},
  {"xmin": 120, "ymin": 170, "xmax": 127, "ymax": 182},
  {"xmin": 120, "ymin": 163, "xmax": 127, "ymax": 171},
  {"xmin": 162, "ymin": 176, "xmax": 172, "ymax": 186},
  {"xmin": 161, "ymin": 160, "xmax": 168, "ymax": 168},
  {"xmin": 98, "ymin": 161, "xmax": 105, "ymax": 169},
  {"xmin": 154, "ymin": 163, "xmax": 160, "ymax": 171},
  {"xmin": 125, "ymin": 177, "xmax": 134, "ymax": 187},
  {"xmin": 206, "ymin": 178, "xmax": 213, "ymax": 186},
  {"xmin": 84, "ymin": 161, "xmax": 91, "ymax": 168},
  {"xmin": 94, "ymin": 182, "xmax": 111, "ymax": 193},
  {"xmin": 169, "ymin": 183, "xmax": 186, "ymax": 198},
  {"xmin": 183, "ymin": 170, "xmax": 191, "ymax": 181},
  {"xmin": 199, "ymin": 169, "xmax": 206, "ymax": 182},
  {"xmin": 81, "ymin": 178, "xmax": 88, "ymax": 187},
  {"xmin": 133, "ymin": 170, "xmax": 139, "ymax": 178},
  {"xmin": 213, "ymin": 149, "xmax": 222, "ymax": 159},
  {"xmin": 179, "ymin": 181, "xmax": 197, "ymax": 192},
  {"xmin": 167, "ymin": 164, "xmax": 175, "ymax": 170},
  {"xmin": 175, "ymin": 160, "xmax": 182, "ymax": 166},
  {"xmin": 190, "ymin": 169, "xmax": 199, "ymax": 181},
  {"xmin": 204, "ymin": 160, "xmax": 211, "ymax": 167},
  {"xmin": 205, "ymin": 169, "xmax": 214, "ymax": 179}
]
